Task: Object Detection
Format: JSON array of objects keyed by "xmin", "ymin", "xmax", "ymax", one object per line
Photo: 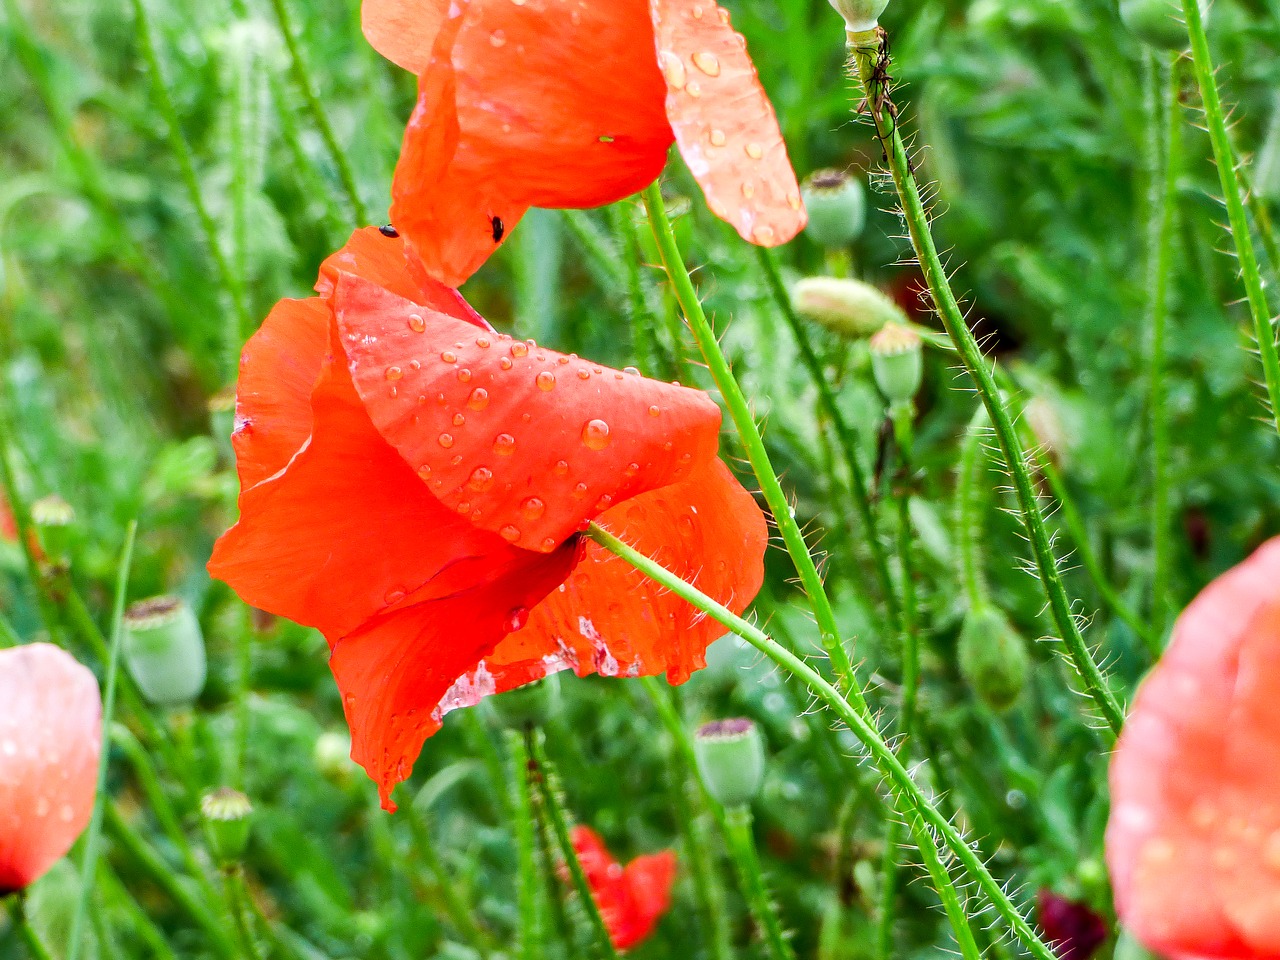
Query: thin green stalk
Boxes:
[
  {"xmin": 9, "ymin": 895, "xmax": 55, "ymax": 960},
  {"xmin": 128, "ymin": 0, "xmax": 249, "ymax": 339},
  {"xmin": 506, "ymin": 730, "xmax": 545, "ymax": 960},
  {"xmin": 723, "ymin": 807, "xmax": 796, "ymax": 960},
  {"xmin": 223, "ymin": 868, "xmax": 264, "ymax": 960},
  {"xmin": 1146, "ymin": 53, "xmax": 1181, "ymax": 647},
  {"xmin": 641, "ymin": 183, "xmax": 864, "ymax": 710},
  {"xmin": 1237, "ymin": 160, "xmax": 1280, "ymax": 295},
  {"xmin": 233, "ymin": 607, "xmax": 253, "ymax": 789},
  {"xmin": 407, "ymin": 809, "xmax": 495, "ymax": 955},
  {"xmin": 586, "ymin": 521, "xmax": 1057, "ymax": 960},
  {"xmin": 68, "ymin": 520, "xmax": 137, "ymax": 960},
  {"xmin": 1179, "ymin": 0, "xmax": 1280, "ymax": 431},
  {"xmin": 561, "ymin": 210, "xmax": 627, "ymax": 291},
  {"xmin": 265, "ymin": 0, "xmax": 369, "ymax": 223},
  {"xmin": 96, "ymin": 861, "xmax": 181, "ymax": 960},
  {"xmin": 527, "ymin": 730, "xmax": 620, "ymax": 960},
  {"xmin": 612, "ymin": 204, "xmax": 681, "ymax": 380},
  {"xmin": 756, "ymin": 245, "xmax": 902, "ymax": 633},
  {"xmin": 957, "ymin": 408, "xmax": 991, "ymax": 611},
  {"xmin": 846, "ymin": 30, "xmax": 1123, "ymax": 736}
]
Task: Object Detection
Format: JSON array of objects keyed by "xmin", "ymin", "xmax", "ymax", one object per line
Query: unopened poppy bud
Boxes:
[
  {"xmin": 694, "ymin": 718, "xmax": 765, "ymax": 809},
  {"xmin": 201, "ymin": 787, "xmax": 253, "ymax": 864},
  {"xmin": 802, "ymin": 169, "xmax": 866, "ymax": 249},
  {"xmin": 869, "ymin": 322, "xmax": 923, "ymax": 405},
  {"xmin": 314, "ymin": 730, "xmax": 359, "ymax": 785},
  {"xmin": 828, "ymin": 0, "xmax": 890, "ymax": 31},
  {"xmin": 792, "ymin": 276, "xmax": 908, "ymax": 339},
  {"xmin": 491, "ymin": 674, "xmax": 562, "ymax": 730},
  {"xmin": 1118, "ymin": 0, "xmax": 1208, "ymax": 49},
  {"xmin": 122, "ymin": 595, "xmax": 207, "ymax": 708},
  {"xmin": 957, "ymin": 604, "xmax": 1028, "ymax": 712}
]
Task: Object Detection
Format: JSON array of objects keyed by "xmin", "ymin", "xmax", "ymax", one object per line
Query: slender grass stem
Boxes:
[
  {"xmin": 407, "ymin": 808, "xmax": 495, "ymax": 955},
  {"xmin": 265, "ymin": 0, "xmax": 369, "ymax": 223},
  {"xmin": 527, "ymin": 730, "xmax": 620, "ymax": 960},
  {"xmin": 506, "ymin": 730, "xmax": 545, "ymax": 960},
  {"xmin": 68, "ymin": 520, "xmax": 136, "ymax": 960},
  {"xmin": 1179, "ymin": 0, "xmax": 1280, "ymax": 432},
  {"xmin": 223, "ymin": 867, "xmax": 264, "ymax": 960},
  {"xmin": 845, "ymin": 30, "xmax": 1124, "ymax": 737},
  {"xmin": 756, "ymin": 246, "xmax": 902, "ymax": 632},
  {"xmin": 9, "ymin": 895, "xmax": 55, "ymax": 960},
  {"xmin": 586, "ymin": 521, "xmax": 1057, "ymax": 960},
  {"xmin": 641, "ymin": 182, "xmax": 864, "ymax": 709},
  {"xmin": 956, "ymin": 407, "xmax": 992, "ymax": 611},
  {"xmin": 723, "ymin": 807, "xmax": 796, "ymax": 960}
]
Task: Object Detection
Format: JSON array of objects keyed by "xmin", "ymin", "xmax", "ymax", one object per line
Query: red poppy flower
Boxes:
[
  {"xmin": 1106, "ymin": 537, "xmax": 1280, "ymax": 960},
  {"xmin": 0, "ymin": 643, "xmax": 101, "ymax": 893},
  {"xmin": 208, "ymin": 229, "xmax": 767, "ymax": 809},
  {"xmin": 570, "ymin": 825, "xmax": 677, "ymax": 951},
  {"xmin": 363, "ymin": 0, "xmax": 807, "ymax": 287}
]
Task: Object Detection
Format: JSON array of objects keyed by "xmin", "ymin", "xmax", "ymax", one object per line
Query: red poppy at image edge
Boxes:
[
  {"xmin": 207, "ymin": 228, "xmax": 769, "ymax": 810},
  {"xmin": 1106, "ymin": 536, "xmax": 1280, "ymax": 960},
  {"xmin": 0, "ymin": 643, "xmax": 101, "ymax": 893},
  {"xmin": 570, "ymin": 825, "xmax": 677, "ymax": 951},
  {"xmin": 363, "ymin": 0, "xmax": 808, "ymax": 287}
]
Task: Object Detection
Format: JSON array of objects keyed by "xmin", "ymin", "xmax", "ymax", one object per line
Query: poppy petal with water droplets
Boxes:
[
  {"xmin": 1106, "ymin": 537, "xmax": 1280, "ymax": 960},
  {"xmin": 649, "ymin": 0, "xmax": 805, "ymax": 247},
  {"xmin": 0, "ymin": 643, "xmax": 100, "ymax": 893},
  {"xmin": 361, "ymin": 0, "xmax": 448, "ymax": 74},
  {"xmin": 331, "ymin": 272, "xmax": 722, "ymax": 552},
  {"xmin": 435, "ymin": 458, "xmax": 766, "ymax": 702}
]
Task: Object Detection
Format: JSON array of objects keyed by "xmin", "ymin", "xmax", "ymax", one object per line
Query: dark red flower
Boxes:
[
  {"xmin": 1107, "ymin": 536, "xmax": 1280, "ymax": 960},
  {"xmin": 209, "ymin": 229, "xmax": 768, "ymax": 809},
  {"xmin": 1036, "ymin": 890, "xmax": 1108, "ymax": 960},
  {"xmin": 571, "ymin": 825, "xmax": 676, "ymax": 951},
  {"xmin": 363, "ymin": 0, "xmax": 806, "ymax": 286},
  {"xmin": 0, "ymin": 643, "xmax": 101, "ymax": 893}
]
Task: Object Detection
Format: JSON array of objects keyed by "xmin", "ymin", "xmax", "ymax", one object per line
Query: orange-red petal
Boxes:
[
  {"xmin": 361, "ymin": 0, "xmax": 449, "ymax": 74},
  {"xmin": 649, "ymin": 0, "xmax": 805, "ymax": 246},
  {"xmin": 331, "ymin": 272, "xmax": 723, "ymax": 552},
  {"xmin": 568, "ymin": 825, "xmax": 676, "ymax": 951},
  {"xmin": 1107, "ymin": 537, "xmax": 1280, "ymax": 959},
  {"xmin": 0, "ymin": 644, "xmax": 100, "ymax": 892},
  {"xmin": 390, "ymin": 0, "xmax": 673, "ymax": 286}
]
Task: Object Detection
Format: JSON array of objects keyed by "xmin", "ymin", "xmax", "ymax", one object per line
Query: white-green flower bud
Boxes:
[
  {"xmin": 792, "ymin": 276, "xmax": 909, "ymax": 339},
  {"xmin": 869, "ymin": 322, "xmax": 924, "ymax": 405},
  {"xmin": 1118, "ymin": 0, "xmax": 1208, "ymax": 50},
  {"xmin": 200, "ymin": 787, "xmax": 253, "ymax": 864},
  {"xmin": 802, "ymin": 169, "xmax": 867, "ymax": 249},
  {"xmin": 122, "ymin": 595, "xmax": 207, "ymax": 708},
  {"xmin": 31, "ymin": 494, "xmax": 74, "ymax": 527},
  {"xmin": 958, "ymin": 604, "xmax": 1029, "ymax": 712},
  {"xmin": 828, "ymin": 0, "xmax": 890, "ymax": 31},
  {"xmin": 695, "ymin": 718, "xmax": 765, "ymax": 809},
  {"xmin": 314, "ymin": 730, "xmax": 359, "ymax": 785}
]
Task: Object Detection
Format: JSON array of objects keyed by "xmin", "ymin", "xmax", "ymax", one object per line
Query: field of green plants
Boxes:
[{"xmin": 1, "ymin": 0, "xmax": 1279, "ymax": 958}]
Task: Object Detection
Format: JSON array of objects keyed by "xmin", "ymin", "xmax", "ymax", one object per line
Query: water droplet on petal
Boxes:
[
  {"xmin": 408, "ymin": 314, "xmax": 426, "ymax": 333},
  {"xmin": 788, "ymin": 191, "xmax": 802, "ymax": 210},
  {"xmin": 554, "ymin": 460, "xmax": 569, "ymax": 476},
  {"xmin": 577, "ymin": 368, "xmax": 591, "ymax": 380},
  {"xmin": 754, "ymin": 224, "xmax": 777, "ymax": 244},
  {"xmin": 572, "ymin": 483, "xmax": 589, "ymax": 499},
  {"xmin": 468, "ymin": 467, "xmax": 494, "ymax": 491},
  {"xmin": 521, "ymin": 497, "xmax": 545, "ymax": 520},
  {"xmin": 457, "ymin": 501, "xmax": 472, "ymax": 515},
  {"xmin": 493, "ymin": 433, "xmax": 516, "ymax": 455},
  {"xmin": 386, "ymin": 366, "xmax": 403, "ymax": 381},
  {"xmin": 417, "ymin": 464, "xmax": 432, "ymax": 479},
  {"xmin": 511, "ymin": 341, "xmax": 529, "ymax": 358},
  {"xmin": 541, "ymin": 537, "xmax": 557, "ymax": 551},
  {"xmin": 624, "ymin": 462, "xmax": 640, "ymax": 477},
  {"xmin": 745, "ymin": 142, "xmax": 764, "ymax": 159},
  {"xmin": 742, "ymin": 182, "xmax": 755, "ymax": 199},
  {"xmin": 686, "ymin": 80, "xmax": 702, "ymax": 98},
  {"xmin": 457, "ymin": 368, "xmax": 472, "ymax": 383},
  {"xmin": 438, "ymin": 433, "xmax": 455, "ymax": 448},
  {"xmin": 582, "ymin": 419, "xmax": 611, "ymax": 450},
  {"xmin": 489, "ymin": 29, "xmax": 506, "ymax": 46},
  {"xmin": 476, "ymin": 336, "xmax": 492, "ymax": 348},
  {"xmin": 648, "ymin": 405, "xmax": 661, "ymax": 417},
  {"xmin": 441, "ymin": 350, "xmax": 458, "ymax": 363},
  {"xmin": 623, "ymin": 366, "xmax": 640, "ymax": 375},
  {"xmin": 659, "ymin": 50, "xmax": 687, "ymax": 90},
  {"xmin": 500, "ymin": 525, "xmax": 521, "ymax": 542},
  {"xmin": 594, "ymin": 494, "xmax": 613, "ymax": 510},
  {"xmin": 468, "ymin": 388, "xmax": 490, "ymax": 410},
  {"xmin": 536, "ymin": 371, "xmax": 556, "ymax": 392},
  {"xmin": 499, "ymin": 357, "xmax": 513, "ymax": 370},
  {"xmin": 709, "ymin": 128, "xmax": 727, "ymax": 147},
  {"xmin": 453, "ymin": 412, "xmax": 466, "ymax": 426},
  {"xmin": 385, "ymin": 587, "xmax": 407, "ymax": 604},
  {"xmin": 692, "ymin": 51, "xmax": 721, "ymax": 76}
]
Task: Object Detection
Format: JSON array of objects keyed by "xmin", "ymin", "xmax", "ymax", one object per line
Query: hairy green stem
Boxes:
[
  {"xmin": 724, "ymin": 807, "xmax": 796, "ymax": 960},
  {"xmin": 586, "ymin": 522, "xmax": 1056, "ymax": 960},
  {"xmin": 846, "ymin": 29, "xmax": 1123, "ymax": 736},
  {"xmin": 1179, "ymin": 0, "xmax": 1280, "ymax": 431},
  {"xmin": 641, "ymin": 182, "xmax": 863, "ymax": 709},
  {"xmin": 68, "ymin": 520, "xmax": 136, "ymax": 960},
  {"xmin": 506, "ymin": 730, "xmax": 546, "ymax": 960}
]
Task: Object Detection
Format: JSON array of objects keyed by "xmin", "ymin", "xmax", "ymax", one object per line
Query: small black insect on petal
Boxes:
[
  {"xmin": 379, "ymin": 224, "xmax": 399, "ymax": 238},
  {"xmin": 491, "ymin": 216, "xmax": 505, "ymax": 243}
]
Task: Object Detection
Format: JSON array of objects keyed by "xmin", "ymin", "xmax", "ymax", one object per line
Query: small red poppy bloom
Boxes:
[
  {"xmin": 209, "ymin": 229, "xmax": 767, "ymax": 809},
  {"xmin": 0, "ymin": 643, "xmax": 101, "ymax": 893},
  {"xmin": 571, "ymin": 825, "xmax": 677, "ymax": 951},
  {"xmin": 1107, "ymin": 537, "xmax": 1280, "ymax": 960},
  {"xmin": 363, "ymin": 0, "xmax": 807, "ymax": 287}
]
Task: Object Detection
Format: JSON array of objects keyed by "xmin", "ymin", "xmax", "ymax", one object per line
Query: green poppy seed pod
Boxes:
[
  {"xmin": 957, "ymin": 604, "xmax": 1029, "ymax": 712},
  {"xmin": 792, "ymin": 276, "xmax": 909, "ymax": 339},
  {"xmin": 1258, "ymin": 94, "xmax": 1280, "ymax": 204},
  {"xmin": 828, "ymin": 0, "xmax": 890, "ymax": 31},
  {"xmin": 200, "ymin": 787, "xmax": 253, "ymax": 864},
  {"xmin": 869, "ymin": 322, "xmax": 924, "ymax": 405},
  {"xmin": 31, "ymin": 494, "xmax": 74, "ymax": 527},
  {"xmin": 122, "ymin": 595, "xmax": 207, "ymax": 708},
  {"xmin": 802, "ymin": 169, "xmax": 867, "ymax": 249},
  {"xmin": 694, "ymin": 718, "xmax": 765, "ymax": 810},
  {"xmin": 491, "ymin": 673, "xmax": 562, "ymax": 730},
  {"xmin": 1118, "ymin": 0, "xmax": 1208, "ymax": 49}
]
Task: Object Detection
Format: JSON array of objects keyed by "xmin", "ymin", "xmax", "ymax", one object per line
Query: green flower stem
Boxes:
[
  {"xmin": 68, "ymin": 519, "xmax": 136, "ymax": 960},
  {"xmin": 756, "ymin": 245, "xmax": 902, "ymax": 633},
  {"xmin": 97, "ymin": 862, "xmax": 181, "ymax": 960},
  {"xmin": 407, "ymin": 807, "xmax": 496, "ymax": 955},
  {"xmin": 846, "ymin": 29, "xmax": 1123, "ymax": 737},
  {"xmin": 586, "ymin": 521, "xmax": 1057, "ymax": 960},
  {"xmin": 506, "ymin": 730, "xmax": 546, "ymax": 960},
  {"xmin": 222, "ymin": 867, "xmax": 264, "ymax": 960},
  {"xmin": 638, "ymin": 679, "xmax": 734, "ymax": 960},
  {"xmin": 641, "ymin": 182, "xmax": 864, "ymax": 709},
  {"xmin": 1179, "ymin": 0, "xmax": 1280, "ymax": 431},
  {"xmin": 103, "ymin": 803, "xmax": 241, "ymax": 960},
  {"xmin": 957, "ymin": 408, "xmax": 992, "ymax": 610},
  {"xmin": 527, "ymin": 730, "xmax": 621, "ymax": 960},
  {"xmin": 128, "ymin": 0, "xmax": 250, "ymax": 346},
  {"xmin": 723, "ymin": 806, "xmax": 796, "ymax": 960},
  {"xmin": 8, "ymin": 895, "xmax": 55, "ymax": 960},
  {"xmin": 265, "ymin": 0, "xmax": 369, "ymax": 224},
  {"xmin": 1146, "ymin": 52, "xmax": 1182, "ymax": 646}
]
